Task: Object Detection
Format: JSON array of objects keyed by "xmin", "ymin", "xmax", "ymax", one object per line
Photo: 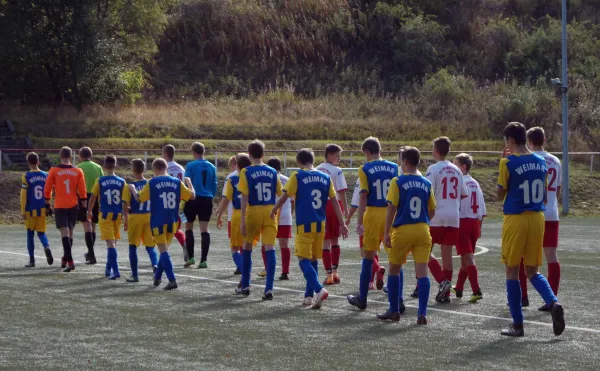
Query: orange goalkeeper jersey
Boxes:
[{"xmin": 44, "ymin": 164, "xmax": 87, "ymax": 209}]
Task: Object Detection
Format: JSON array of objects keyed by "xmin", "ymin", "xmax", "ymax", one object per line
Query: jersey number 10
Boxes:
[{"xmin": 519, "ymin": 179, "xmax": 544, "ymax": 205}]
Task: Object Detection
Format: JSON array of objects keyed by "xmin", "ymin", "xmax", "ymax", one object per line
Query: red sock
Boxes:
[
  {"xmin": 455, "ymin": 269, "xmax": 467, "ymax": 291},
  {"xmin": 359, "ymin": 235, "xmax": 364, "ymax": 248},
  {"xmin": 466, "ymin": 265, "xmax": 480, "ymax": 293},
  {"xmin": 331, "ymin": 245, "xmax": 340, "ymax": 270},
  {"xmin": 519, "ymin": 259, "xmax": 528, "ymax": 299},
  {"xmin": 547, "ymin": 262, "xmax": 561, "ymax": 295},
  {"xmin": 428, "ymin": 258, "xmax": 444, "ymax": 283},
  {"xmin": 281, "ymin": 248, "xmax": 291, "ymax": 274},
  {"xmin": 174, "ymin": 230, "xmax": 186, "ymax": 248},
  {"xmin": 444, "ymin": 269, "xmax": 453, "ymax": 282},
  {"xmin": 371, "ymin": 255, "xmax": 380, "ymax": 283},
  {"xmin": 322, "ymin": 249, "xmax": 333, "ymax": 274},
  {"xmin": 261, "ymin": 246, "xmax": 267, "ymax": 269}
]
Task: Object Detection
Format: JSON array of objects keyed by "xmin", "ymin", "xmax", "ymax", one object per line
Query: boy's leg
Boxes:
[
  {"xmin": 184, "ymin": 221, "xmax": 195, "ymax": 267},
  {"xmin": 198, "ymin": 221, "xmax": 211, "ymax": 268},
  {"xmin": 241, "ymin": 243, "xmax": 253, "ymax": 290},
  {"xmin": 322, "ymin": 239, "xmax": 333, "ymax": 284},
  {"xmin": 146, "ymin": 247, "xmax": 158, "ymax": 267},
  {"xmin": 279, "ymin": 237, "xmax": 291, "ymax": 277},
  {"xmin": 107, "ymin": 239, "xmax": 120, "ymax": 279},
  {"xmin": 518, "ymin": 259, "xmax": 529, "ymax": 305},
  {"xmin": 231, "ymin": 247, "xmax": 243, "ymax": 272},
  {"xmin": 128, "ymin": 244, "xmax": 139, "ymax": 281},
  {"xmin": 25, "ymin": 228, "xmax": 35, "ymax": 266},
  {"xmin": 36, "ymin": 227, "xmax": 53, "ymax": 265},
  {"xmin": 331, "ymin": 238, "xmax": 341, "ymax": 281},
  {"xmin": 454, "ymin": 257, "xmax": 468, "ymax": 293},
  {"xmin": 263, "ymin": 244, "xmax": 276, "ymax": 295}
]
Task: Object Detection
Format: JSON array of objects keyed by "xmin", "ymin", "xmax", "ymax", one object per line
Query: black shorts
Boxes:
[
  {"xmin": 78, "ymin": 193, "xmax": 99, "ymax": 223},
  {"xmin": 184, "ymin": 197, "xmax": 213, "ymax": 222},
  {"xmin": 55, "ymin": 207, "xmax": 78, "ymax": 230}
]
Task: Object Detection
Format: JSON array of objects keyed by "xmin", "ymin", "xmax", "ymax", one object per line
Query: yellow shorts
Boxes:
[
  {"xmin": 99, "ymin": 214, "xmax": 122, "ymax": 241},
  {"xmin": 501, "ymin": 211, "xmax": 544, "ymax": 267},
  {"xmin": 152, "ymin": 223, "xmax": 178, "ymax": 245},
  {"xmin": 389, "ymin": 223, "xmax": 432, "ymax": 265},
  {"xmin": 294, "ymin": 222, "xmax": 325, "ymax": 259},
  {"xmin": 128, "ymin": 214, "xmax": 154, "ymax": 247},
  {"xmin": 363, "ymin": 207, "xmax": 387, "ymax": 252},
  {"xmin": 25, "ymin": 215, "xmax": 46, "ymax": 233},
  {"xmin": 245, "ymin": 205, "xmax": 277, "ymax": 245}
]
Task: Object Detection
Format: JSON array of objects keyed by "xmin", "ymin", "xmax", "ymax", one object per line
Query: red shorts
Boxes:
[
  {"xmin": 543, "ymin": 221, "xmax": 559, "ymax": 248},
  {"xmin": 457, "ymin": 218, "xmax": 479, "ymax": 256},
  {"xmin": 228, "ymin": 221, "xmax": 231, "ymax": 238},
  {"xmin": 430, "ymin": 226, "xmax": 459, "ymax": 246},
  {"xmin": 325, "ymin": 200, "xmax": 344, "ymax": 239},
  {"xmin": 277, "ymin": 225, "xmax": 292, "ymax": 239}
]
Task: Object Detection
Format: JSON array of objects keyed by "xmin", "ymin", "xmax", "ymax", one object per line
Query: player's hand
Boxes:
[
  {"xmin": 216, "ymin": 218, "xmax": 223, "ymax": 230},
  {"xmin": 384, "ymin": 234, "xmax": 392, "ymax": 249},
  {"xmin": 128, "ymin": 184, "xmax": 137, "ymax": 194},
  {"xmin": 21, "ymin": 212, "xmax": 26, "ymax": 221},
  {"xmin": 345, "ymin": 217, "xmax": 351, "ymax": 226},
  {"xmin": 123, "ymin": 219, "xmax": 128, "ymax": 232},
  {"xmin": 269, "ymin": 208, "xmax": 277, "ymax": 220},
  {"xmin": 502, "ymin": 147, "xmax": 511, "ymax": 158},
  {"xmin": 241, "ymin": 222, "xmax": 247, "ymax": 237},
  {"xmin": 356, "ymin": 223, "xmax": 364, "ymax": 236},
  {"xmin": 340, "ymin": 224, "xmax": 350, "ymax": 240},
  {"xmin": 87, "ymin": 210, "xmax": 93, "ymax": 221},
  {"xmin": 45, "ymin": 203, "xmax": 53, "ymax": 217}
]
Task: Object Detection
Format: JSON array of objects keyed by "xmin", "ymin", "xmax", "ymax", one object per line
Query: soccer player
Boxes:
[
  {"xmin": 452, "ymin": 153, "xmax": 485, "ymax": 303},
  {"xmin": 88, "ymin": 156, "xmax": 127, "ymax": 280},
  {"xmin": 270, "ymin": 148, "xmax": 349, "ymax": 308},
  {"xmin": 163, "ymin": 145, "xmax": 189, "ymax": 261},
  {"xmin": 526, "ymin": 127, "xmax": 562, "ymax": 311},
  {"xmin": 267, "ymin": 157, "xmax": 293, "ymax": 280},
  {"xmin": 379, "ymin": 146, "xmax": 435, "ymax": 324},
  {"xmin": 20, "ymin": 152, "xmax": 54, "ymax": 267},
  {"xmin": 216, "ymin": 154, "xmax": 252, "ymax": 276},
  {"xmin": 183, "ymin": 142, "xmax": 217, "ymax": 268},
  {"xmin": 77, "ymin": 147, "xmax": 103, "ymax": 265},
  {"xmin": 497, "ymin": 122, "xmax": 565, "ymax": 337},
  {"xmin": 44, "ymin": 147, "xmax": 87, "ymax": 272},
  {"xmin": 237, "ymin": 140, "xmax": 283, "ymax": 299},
  {"xmin": 347, "ymin": 137, "xmax": 399, "ymax": 310},
  {"xmin": 422, "ymin": 137, "xmax": 465, "ymax": 303},
  {"xmin": 130, "ymin": 158, "xmax": 195, "ymax": 290},
  {"xmin": 122, "ymin": 159, "xmax": 159, "ymax": 282},
  {"xmin": 316, "ymin": 144, "xmax": 348, "ymax": 285},
  {"xmin": 216, "ymin": 155, "xmax": 241, "ymax": 274}
]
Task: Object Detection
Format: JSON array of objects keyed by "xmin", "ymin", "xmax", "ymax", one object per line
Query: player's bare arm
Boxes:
[
  {"xmin": 496, "ymin": 186, "xmax": 507, "ymax": 201},
  {"xmin": 356, "ymin": 192, "xmax": 367, "ymax": 235},
  {"xmin": 384, "ymin": 203, "xmax": 397, "ymax": 249},
  {"xmin": 331, "ymin": 195, "xmax": 349, "ymax": 239},
  {"xmin": 128, "ymin": 184, "xmax": 141, "ymax": 202},
  {"xmin": 215, "ymin": 198, "xmax": 230, "ymax": 230},
  {"xmin": 184, "ymin": 177, "xmax": 196, "ymax": 200},
  {"xmin": 270, "ymin": 192, "xmax": 290, "ymax": 220},
  {"xmin": 338, "ymin": 189, "xmax": 349, "ymax": 219},
  {"xmin": 428, "ymin": 207, "xmax": 435, "ymax": 221},
  {"xmin": 121, "ymin": 200, "xmax": 129, "ymax": 232},
  {"xmin": 240, "ymin": 194, "xmax": 248, "ymax": 236},
  {"xmin": 87, "ymin": 194, "xmax": 97, "ymax": 221}
]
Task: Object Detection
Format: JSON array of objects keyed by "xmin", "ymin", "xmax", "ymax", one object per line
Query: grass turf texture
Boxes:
[{"xmin": 1, "ymin": 219, "xmax": 599, "ymax": 370}]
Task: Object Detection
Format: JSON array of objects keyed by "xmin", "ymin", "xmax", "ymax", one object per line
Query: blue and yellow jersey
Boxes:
[
  {"xmin": 285, "ymin": 169, "xmax": 336, "ymax": 231},
  {"xmin": 185, "ymin": 159, "xmax": 217, "ymax": 198},
  {"xmin": 358, "ymin": 160, "xmax": 399, "ymax": 207},
  {"xmin": 92, "ymin": 175, "xmax": 127, "ymax": 220},
  {"xmin": 20, "ymin": 170, "xmax": 48, "ymax": 217},
  {"xmin": 498, "ymin": 153, "xmax": 547, "ymax": 215},
  {"xmin": 224, "ymin": 175, "xmax": 242, "ymax": 210},
  {"xmin": 238, "ymin": 164, "xmax": 282, "ymax": 206},
  {"xmin": 128, "ymin": 179, "xmax": 150, "ymax": 214},
  {"xmin": 139, "ymin": 175, "xmax": 193, "ymax": 229},
  {"xmin": 387, "ymin": 174, "xmax": 436, "ymax": 228}
]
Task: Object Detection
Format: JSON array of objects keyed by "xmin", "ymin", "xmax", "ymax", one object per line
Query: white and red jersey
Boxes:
[
  {"xmin": 167, "ymin": 161, "xmax": 185, "ymax": 181},
  {"xmin": 535, "ymin": 150, "xmax": 561, "ymax": 222},
  {"xmin": 316, "ymin": 162, "xmax": 348, "ymax": 193},
  {"xmin": 278, "ymin": 174, "xmax": 293, "ymax": 226},
  {"xmin": 459, "ymin": 174, "xmax": 486, "ymax": 220},
  {"xmin": 223, "ymin": 170, "xmax": 238, "ymax": 222},
  {"xmin": 426, "ymin": 160, "xmax": 466, "ymax": 228}
]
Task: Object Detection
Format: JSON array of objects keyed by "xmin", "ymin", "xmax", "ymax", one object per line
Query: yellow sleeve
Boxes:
[
  {"xmin": 121, "ymin": 182, "xmax": 130, "ymax": 204},
  {"xmin": 91, "ymin": 179, "xmax": 100, "ymax": 197},
  {"xmin": 20, "ymin": 174, "xmax": 27, "ymax": 214},
  {"xmin": 224, "ymin": 179, "xmax": 234, "ymax": 201},
  {"xmin": 276, "ymin": 176, "xmax": 283, "ymax": 197},
  {"xmin": 238, "ymin": 168, "xmax": 249, "ymax": 195},
  {"xmin": 358, "ymin": 166, "xmax": 368, "ymax": 193},
  {"xmin": 498, "ymin": 158, "xmax": 510, "ymax": 189},
  {"xmin": 284, "ymin": 173, "xmax": 298, "ymax": 197},
  {"xmin": 328, "ymin": 181, "xmax": 336, "ymax": 199},
  {"xmin": 139, "ymin": 182, "xmax": 150, "ymax": 203},
  {"xmin": 386, "ymin": 179, "xmax": 400, "ymax": 206},
  {"xmin": 428, "ymin": 187, "xmax": 436, "ymax": 210},
  {"xmin": 180, "ymin": 181, "xmax": 193, "ymax": 202}
]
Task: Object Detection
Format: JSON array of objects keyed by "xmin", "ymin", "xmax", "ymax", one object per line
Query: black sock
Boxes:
[
  {"xmin": 85, "ymin": 232, "xmax": 95, "ymax": 256},
  {"xmin": 62, "ymin": 237, "xmax": 73, "ymax": 262},
  {"xmin": 185, "ymin": 230, "xmax": 195, "ymax": 259},
  {"xmin": 92, "ymin": 232, "xmax": 96, "ymax": 244},
  {"xmin": 200, "ymin": 232, "xmax": 210, "ymax": 263}
]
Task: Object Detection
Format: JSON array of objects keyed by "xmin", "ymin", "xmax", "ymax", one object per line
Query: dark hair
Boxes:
[
  {"xmin": 325, "ymin": 144, "xmax": 343, "ymax": 159},
  {"xmin": 103, "ymin": 155, "xmax": 117, "ymax": 169},
  {"xmin": 152, "ymin": 158, "xmax": 167, "ymax": 171},
  {"xmin": 162, "ymin": 144, "xmax": 176, "ymax": 159},
  {"xmin": 454, "ymin": 153, "xmax": 473, "ymax": 172},
  {"xmin": 191, "ymin": 142, "xmax": 205, "ymax": 156},
  {"xmin": 400, "ymin": 146, "xmax": 420, "ymax": 167},
  {"xmin": 59, "ymin": 146, "xmax": 72, "ymax": 160},
  {"xmin": 131, "ymin": 158, "xmax": 146, "ymax": 174},
  {"xmin": 248, "ymin": 140, "xmax": 265, "ymax": 159},
  {"xmin": 296, "ymin": 148, "xmax": 314, "ymax": 165},
  {"xmin": 433, "ymin": 137, "xmax": 451, "ymax": 157},
  {"xmin": 526, "ymin": 126, "xmax": 546, "ymax": 147},
  {"xmin": 504, "ymin": 122, "xmax": 527, "ymax": 146},
  {"xmin": 26, "ymin": 152, "xmax": 39, "ymax": 165},
  {"xmin": 267, "ymin": 157, "xmax": 282, "ymax": 172},
  {"xmin": 361, "ymin": 137, "xmax": 381, "ymax": 155},
  {"xmin": 79, "ymin": 147, "xmax": 92, "ymax": 159},
  {"xmin": 236, "ymin": 153, "xmax": 251, "ymax": 170}
]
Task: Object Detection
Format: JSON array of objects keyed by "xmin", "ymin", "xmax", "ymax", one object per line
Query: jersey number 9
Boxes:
[{"xmin": 410, "ymin": 196, "xmax": 421, "ymax": 219}]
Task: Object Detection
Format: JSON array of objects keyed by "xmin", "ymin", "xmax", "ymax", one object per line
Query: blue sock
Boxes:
[
  {"xmin": 265, "ymin": 250, "xmax": 276, "ymax": 292},
  {"xmin": 146, "ymin": 247, "xmax": 158, "ymax": 267},
  {"xmin": 105, "ymin": 259, "xmax": 112, "ymax": 277},
  {"xmin": 359, "ymin": 258, "xmax": 373, "ymax": 302},
  {"xmin": 417, "ymin": 277, "xmax": 430, "ymax": 317},
  {"xmin": 530, "ymin": 273, "xmax": 558, "ymax": 305},
  {"xmin": 110, "ymin": 247, "xmax": 120, "ymax": 277},
  {"xmin": 129, "ymin": 245, "xmax": 138, "ymax": 278},
  {"xmin": 232, "ymin": 251, "xmax": 242, "ymax": 271},
  {"xmin": 311, "ymin": 260, "xmax": 323, "ymax": 293},
  {"xmin": 507, "ymin": 279, "xmax": 524, "ymax": 324},
  {"xmin": 154, "ymin": 258, "xmax": 164, "ymax": 281},
  {"xmin": 388, "ymin": 275, "xmax": 400, "ymax": 313},
  {"xmin": 399, "ymin": 268, "xmax": 404, "ymax": 301},
  {"xmin": 26, "ymin": 229, "xmax": 35, "ymax": 259},
  {"xmin": 242, "ymin": 249, "xmax": 252, "ymax": 289},
  {"xmin": 299, "ymin": 259, "xmax": 321, "ymax": 295},
  {"xmin": 37, "ymin": 232, "xmax": 49, "ymax": 248},
  {"xmin": 160, "ymin": 251, "xmax": 176, "ymax": 281}
]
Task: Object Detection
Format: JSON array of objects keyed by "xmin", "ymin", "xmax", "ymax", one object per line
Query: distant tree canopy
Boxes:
[{"xmin": 1, "ymin": 0, "xmax": 600, "ymax": 105}]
